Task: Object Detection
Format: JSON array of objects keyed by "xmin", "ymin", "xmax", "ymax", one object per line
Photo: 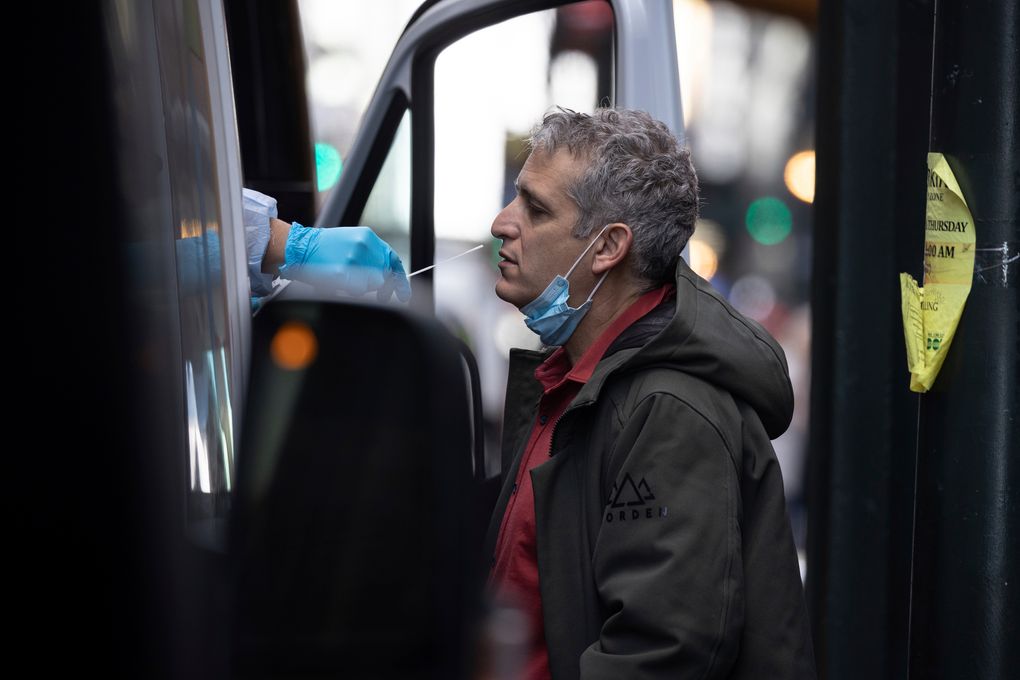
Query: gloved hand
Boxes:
[{"xmin": 280, "ymin": 222, "xmax": 411, "ymax": 302}]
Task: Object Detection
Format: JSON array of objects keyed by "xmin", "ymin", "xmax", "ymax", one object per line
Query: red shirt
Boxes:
[{"xmin": 489, "ymin": 285, "xmax": 672, "ymax": 680}]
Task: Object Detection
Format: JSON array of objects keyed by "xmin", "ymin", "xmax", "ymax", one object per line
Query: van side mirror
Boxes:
[{"xmin": 233, "ymin": 298, "xmax": 482, "ymax": 679}]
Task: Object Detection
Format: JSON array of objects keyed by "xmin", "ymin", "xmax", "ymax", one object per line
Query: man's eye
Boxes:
[{"xmin": 528, "ymin": 203, "xmax": 546, "ymax": 216}]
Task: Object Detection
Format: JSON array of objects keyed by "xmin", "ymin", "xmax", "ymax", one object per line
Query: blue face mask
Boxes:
[{"xmin": 521, "ymin": 225, "xmax": 611, "ymax": 346}]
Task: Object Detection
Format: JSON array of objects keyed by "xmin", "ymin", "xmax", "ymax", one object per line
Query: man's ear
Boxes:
[{"xmin": 592, "ymin": 223, "xmax": 633, "ymax": 275}]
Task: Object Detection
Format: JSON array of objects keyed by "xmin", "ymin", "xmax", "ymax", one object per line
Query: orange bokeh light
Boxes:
[{"xmin": 271, "ymin": 321, "xmax": 318, "ymax": 371}]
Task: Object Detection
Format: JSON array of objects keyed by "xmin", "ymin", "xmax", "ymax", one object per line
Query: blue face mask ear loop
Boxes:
[{"xmin": 563, "ymin": 223, "xmax": 612, "ymax": 305}]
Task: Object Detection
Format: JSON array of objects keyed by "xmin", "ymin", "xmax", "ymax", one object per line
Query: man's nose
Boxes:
[{"xmin": 491, "ymin": 200, "xmax": 520, "ymax": 240}]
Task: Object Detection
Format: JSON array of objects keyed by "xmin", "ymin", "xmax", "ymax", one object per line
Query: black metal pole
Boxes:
[
  {"xmin": 909, "ymin": 1, "xmax": 1019, "ymax": 678},
  {"xmin": 808, "ymin": 1, "xmax": 934, "ymax": 678}
]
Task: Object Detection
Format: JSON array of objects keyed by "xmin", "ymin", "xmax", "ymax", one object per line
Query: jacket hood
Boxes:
[{"xmin": 594, "ymin": 257, "xmax": 794, "ymax": 438}]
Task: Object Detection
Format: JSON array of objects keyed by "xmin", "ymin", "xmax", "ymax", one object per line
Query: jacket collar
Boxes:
[{"xmin": 506, "ymin": 255, "xmax": 795, "ymax": 439}]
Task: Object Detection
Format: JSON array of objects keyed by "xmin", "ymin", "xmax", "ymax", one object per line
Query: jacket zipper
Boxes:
[
  {"xmin": 547, "ymin": 416, "xmax": 562, "ymax": 457},
  {"xmin": 547, "ymin": 404, "xmax": 584, "ymax": 457}
]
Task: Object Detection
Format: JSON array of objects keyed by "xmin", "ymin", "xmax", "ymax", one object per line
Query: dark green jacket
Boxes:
[{"xmin": 483, "ymin": 258, "xmax": 816, "ymax": 680}]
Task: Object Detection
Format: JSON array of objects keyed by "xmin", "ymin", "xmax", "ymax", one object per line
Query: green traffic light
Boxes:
[
  {"xmin": 315, "ymin": 142, "xmax": 343, "ymax": 192},
  {"xmin": 745, "ymin": 197, "xmax": 792, "ymax": 245}
]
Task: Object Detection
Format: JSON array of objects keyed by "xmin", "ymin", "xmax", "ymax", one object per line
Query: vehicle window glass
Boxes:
[
  {"xmin": 434, "ymin": 1, "xmax": 612, "ymax": 244},
  {"xmin": 299, "ymin": 0, "xmax": 421, "ymax": 204},
  {"xmin": 432, "ymin": 1, "xmax": 614, "ymax": 474},
  {"xmin": 359, "ymin": 109, "xmax": 411, "ymax": 266}
]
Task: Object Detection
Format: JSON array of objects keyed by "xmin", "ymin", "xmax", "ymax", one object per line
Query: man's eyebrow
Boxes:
[{"xmin": 515, "ymin": 179, "xmax": 552, "ymax": 211}]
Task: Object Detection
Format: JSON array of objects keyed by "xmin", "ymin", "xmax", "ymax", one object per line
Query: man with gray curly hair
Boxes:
[{"xmin": 485, "ymin": 108, "xmax": 814, "ymax": 680}]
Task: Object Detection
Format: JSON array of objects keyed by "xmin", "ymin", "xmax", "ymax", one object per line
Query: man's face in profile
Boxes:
[{"xmin": 490, "ymin": 149, "xmax": 589, "ymax": 309}]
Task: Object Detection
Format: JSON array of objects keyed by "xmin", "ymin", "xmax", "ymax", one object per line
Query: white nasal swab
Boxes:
[{"xmin": 407, "ymin": 244, "xmax": 485, "ymax": 277}]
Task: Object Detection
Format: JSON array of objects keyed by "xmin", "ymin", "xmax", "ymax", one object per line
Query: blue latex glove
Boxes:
[{"xmin": 280, "ymin": 222, "xmax": 411, "ymax": 302}]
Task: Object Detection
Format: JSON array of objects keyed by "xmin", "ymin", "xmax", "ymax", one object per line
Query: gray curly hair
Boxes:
[{"xmin": 528, "ymin": 108, "xmax": 699, "ymax": 285}]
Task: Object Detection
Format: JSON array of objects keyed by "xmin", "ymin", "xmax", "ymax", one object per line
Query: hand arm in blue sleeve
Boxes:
[
  {"xmin": 243, "ymin": 188, "xmax": 277, "ymax": 297},
  {"xmin": 242, "ymin": 188, "xmax": 410, "ymax": 303}
]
